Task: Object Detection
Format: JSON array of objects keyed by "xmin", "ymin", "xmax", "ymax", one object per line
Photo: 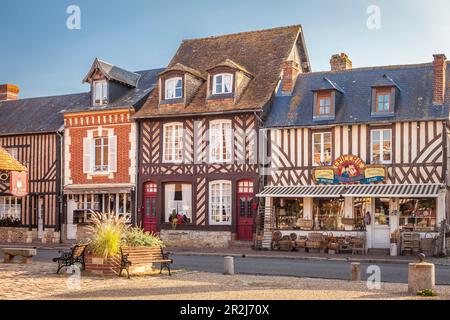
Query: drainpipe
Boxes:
[{"xmin": 56, "ymin": 129, "xmax": 64, "ymax": 244}]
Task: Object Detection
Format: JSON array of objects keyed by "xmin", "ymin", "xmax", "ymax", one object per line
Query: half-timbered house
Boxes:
[
  {"xmin": 134, "ymin": 25, "xmax": 311, "ymax": 247},
  {"xmin": 62, "ymin": 59, "xmax": 161, "ymax": 241},
  {"xmin": 0, "ymin": 84, "xmax": 90, "ymax": 243},
  {"xmin": 258, "ymin": 53, "xmax": 450, "ymax": 251}
]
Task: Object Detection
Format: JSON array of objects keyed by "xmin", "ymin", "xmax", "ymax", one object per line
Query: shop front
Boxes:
[
  {"xmin": 64, "ymin": 184, "xmax": 134, "ymax": 240},
  {"xmin": 258, "ymin": 155, "xmax": 446, "ymax": 254}
]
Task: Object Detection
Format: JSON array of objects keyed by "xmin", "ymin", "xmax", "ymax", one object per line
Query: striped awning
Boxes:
[
  {"xmin": 257, "ymin": 185, "xmax": 347, "ymax": 198},
  {"xmin": 343, "ymin": 184, "xmax": 443, "ymax": 198}
]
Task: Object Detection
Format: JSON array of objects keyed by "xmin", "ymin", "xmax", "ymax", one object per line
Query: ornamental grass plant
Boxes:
[
  {"xmin": 87, "ymin": 212, "xmax": 128, "ymax": 259},
  {"xmin": 86, "ymin": 212, "xmax": 165, "ymax": 259}
]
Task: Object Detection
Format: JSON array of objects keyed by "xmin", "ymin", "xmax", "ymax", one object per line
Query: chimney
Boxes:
[
  {"xmin": 432, "ymin": 54, "xmax": 447, "ymax": 105},
  {"xmin": 281, "ymin": 60, "xmax": 300, "ymax": 95},
  {"xmin": 0, "ymin": 84, "xmax": 20, "ymax": 101},
  {"xmin": 330, "ymin": 53, "xmax": 352, "ymax": 71}
]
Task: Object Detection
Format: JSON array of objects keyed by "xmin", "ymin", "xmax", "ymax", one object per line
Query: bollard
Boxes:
[
  {"xmin": 408, "ymin": 262, "xmax": 435, "ymax": 294},
  {"xmin": 224, "ymin": 256, "xmax": 235, "ymax": 275},
  {"xmin": 350, "ymin": 262, "xmax": 361, "ymax": 281}
]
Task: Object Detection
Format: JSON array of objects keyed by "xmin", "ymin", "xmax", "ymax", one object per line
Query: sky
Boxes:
[{"xmin": 0, "ymin": 0, "xmax": 449, "ymax": 99}]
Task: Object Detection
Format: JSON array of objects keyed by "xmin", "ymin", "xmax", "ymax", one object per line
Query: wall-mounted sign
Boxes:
[
  {"xmin": 10, "ymin": 171, "xmax": 28, "ymax": 197},
  {"xmin": 313, "ymin": 155, "xmax": 387, "ymax": 185},
  {"xmin": 0, "ymin": 171, "xmax": 9, "ymax": 182}
]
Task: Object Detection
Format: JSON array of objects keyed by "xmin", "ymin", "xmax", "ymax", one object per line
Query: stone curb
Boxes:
[{"xmin": 170, "ymin": 251, "xmax": 450, "ymax": 266}]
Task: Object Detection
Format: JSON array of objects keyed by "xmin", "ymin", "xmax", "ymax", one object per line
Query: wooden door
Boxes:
[
  {"xmin": 142, "ymin": 182, "xmax": 158, "ymax": 233},
  {"xmin": 237, "ymin": 181, "xmax": 256, "ymax": 241}
]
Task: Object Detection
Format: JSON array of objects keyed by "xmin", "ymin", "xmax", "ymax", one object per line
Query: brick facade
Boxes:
[{"xmin": 65, "ymin": 109, "xmax": 134, "ymax": 185}]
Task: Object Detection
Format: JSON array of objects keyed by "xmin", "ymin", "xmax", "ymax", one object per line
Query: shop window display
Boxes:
[
  {"xmin": 274, "ymin": 198, "xmax": 305, "ymax": 230},
  {"xmin": 399, "ymin": 198, "xmax": 437, "ymax": 232},
  {"xmin": 352, "ymin": 198, "xmax": 369, "ymax": 231},
  {"xmin": 313, "ymin": 198, "xmax": 344, "ymax": 231}
]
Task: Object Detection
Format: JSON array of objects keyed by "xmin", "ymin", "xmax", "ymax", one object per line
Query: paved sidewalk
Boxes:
[
  {"xmin": 1, "ymin": 261, "xmax": 449, "ymax": 300},
  {"xmin": 2, "ymin": 242, "xmax": 449, "ymax": 265}
]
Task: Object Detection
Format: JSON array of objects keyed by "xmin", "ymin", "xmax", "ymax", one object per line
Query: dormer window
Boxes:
[
  {"xmin": 213, "ymin": 73, "xmax": 233, "ymax": 95},
  {"xmin": 317, "ymin": 93, "xmax": 331, "ymax": 116},
  {"xmin": 93, "ymin": 80, "xmax": 108, "ymax": 106},
  {"xmin": 165, "ymin": 77, "xmax": 183, "ymax": 100},
  {"xmin": 375, "ymin": 90, "xmax": 391, "ymax": 113}
]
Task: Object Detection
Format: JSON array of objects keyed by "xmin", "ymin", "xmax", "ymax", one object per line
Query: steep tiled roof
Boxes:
[
  {"xmin": 266, "ymin": 63, "xmax": 450, "ymax": 128},
  {"xmin": 83, "ymin": 59, "xmax": 142, "ymax": 87},
  {"xmin": 0, "ymin": 68, "xmax": 162, "ymax": 135},
  {"xmin": 135, "ymin": 25, "xmax": 309, "ymax": 118},
  {"xmin": 207, "ymin": 59, "xmax": 254, "ymax": 77},
  {"xmin": 159, "ymin": 63, "xmax": 207, "ymax": 80},
  {"xmin": 0, "ymin": 146, "xmax": 27, "ymax": 172}
]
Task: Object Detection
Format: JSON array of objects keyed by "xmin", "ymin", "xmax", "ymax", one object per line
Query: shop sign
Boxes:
[
  {"xmin": 10, "ymin": 171, "xmax": 28, "ymax": 197},
  {"xmin": 0, "ymin": 171, "xmax": 9, "ymax": 182},
  {"xmin": 313, "ymin": 155, "xmax": 387, "ymax": 185}
]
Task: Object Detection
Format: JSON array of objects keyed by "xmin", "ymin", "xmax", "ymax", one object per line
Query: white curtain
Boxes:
[
  {"xmin": 164, "ymin": 184, "xmax": 176, "ymax": 222},
  {"xmin": 181, "ymin": 185, "xmax": 192, "ymax": 219}
]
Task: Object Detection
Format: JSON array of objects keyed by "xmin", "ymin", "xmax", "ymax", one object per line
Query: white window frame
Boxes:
[
  {"xmin": 209, "ymin": 120, "xmax": 233, "ymax": 163},
  {"xmin": 163, "ymin": 123, "xmax": 184, "ymax": 163},
  {"xmin": 165, "ymin": 77, "xmax": 183, "ymax": 100},
  {"xmin": 93, "ymin": 80, "xmax": 108, "ymax": 106},
  {"xmin": 213, "ymin": 73, "xmax": 234, "ymax": 95},
  {"xmin": 312, "ymin": 132, "xmax": 332, "ymax": 166},
  {"xmin": 370, "ymin": 129, "xmax": 392, "ymax": 164},
  {"xmin": 209, "ymin": 180, "xmax": 232, "ymax": 225},
  {"xmin": 93, "ymin": 136, "xmax": 109, "ymax": 173}
]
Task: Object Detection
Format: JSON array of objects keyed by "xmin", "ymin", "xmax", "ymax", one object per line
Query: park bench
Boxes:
[
  {"xmin": 53, "ymin": 242, "xmax": 90, "ymax": 274},
  {"xmin": 1, "ymin": 247, "xmax": 37, "ymax": 264},
  {"xmin": 119, "ymin": 246, "xmax": 173, "ymax": 279}
]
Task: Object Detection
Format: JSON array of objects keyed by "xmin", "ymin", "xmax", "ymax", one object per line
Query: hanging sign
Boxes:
[
  {"xmin": 0, "ymin": 171, "xmax": 9, "ymax": 182},
  {"xmin": 10, "ymin": 171, "xmax": 28, "ymax": 197},
  {"xmin": 313, "ymin": 155, "xmax": 387, "ymax": 185}
]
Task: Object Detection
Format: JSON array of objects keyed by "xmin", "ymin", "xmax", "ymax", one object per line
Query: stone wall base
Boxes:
[
  {"xmin": 160, "ymin": 229, "xmax": 232, "ymax": 248},
  {"xmin": 61, "ymin": 224, "xmax": 91, "ymax": 243},
  {"xmin": 0, "ymin": 227, "xmax": 60, "ymax": 244}
]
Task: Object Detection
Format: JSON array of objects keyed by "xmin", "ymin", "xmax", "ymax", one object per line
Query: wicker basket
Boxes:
[
  {"xmin": 298, "ymin": 219, "xmax": 313, "ymax": 230},
  {"xmin": 296, "ymin": 239, "xmax": 307, "ymax": 248},
  {"xmin": 278, "ymin": 239, "xmax": 293, "ymax": 251}
]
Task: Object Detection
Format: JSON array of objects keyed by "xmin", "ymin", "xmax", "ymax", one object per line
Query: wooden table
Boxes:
[{"xmin": 1, "ymin": 248, "xmax": 37, "ymax": 264}]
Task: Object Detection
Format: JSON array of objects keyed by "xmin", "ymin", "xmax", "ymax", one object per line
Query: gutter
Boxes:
[{"xmin": 56, "ymin": 128, "xmax": 64, "ymax": 244}]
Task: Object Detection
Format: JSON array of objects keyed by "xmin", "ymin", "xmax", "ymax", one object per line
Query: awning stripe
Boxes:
[
  {"xmin": 256, "ymin": 185, "xmax": 346, "ymax": 198},
  {"xmin": 257, "ymin": 184, "xmax": 443, "ymax": 198},
  {"xmin": 343, "ymin": 184, "xmax": 442, "ymax": 198}
]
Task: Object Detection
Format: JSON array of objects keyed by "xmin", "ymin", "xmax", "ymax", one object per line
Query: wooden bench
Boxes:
[
  {"xmin": 53, "ymin": 242, "xmax": 90, "ymax": 274},
  {"xmin": 120, "ymin": 246, "xmax": 173, "ymax": 279},
  {"xmin": 1, "ymin": 248, "xmax": 37, "ymax": 264}
]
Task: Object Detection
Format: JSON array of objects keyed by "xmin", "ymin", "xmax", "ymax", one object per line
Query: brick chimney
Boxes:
[
  {"xmin": 330, "ymin": 53, "xmax": 352, "ymax": 71},
  {"xmin": 281, "ymin": 60, "xmax": 300, "ymax": 95},
  {"xmin": 0, "ymin": 84, "xmax": 20, "ymax": 101},
  {"xmin": 432, "ymin": 54, "xmax": 447, "ymax": 105}
]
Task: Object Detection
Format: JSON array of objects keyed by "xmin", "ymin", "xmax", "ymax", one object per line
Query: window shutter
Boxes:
[
  {"xmin": 109, "ymin": 135, "xmax": 117, "ymax": 172},
  {"xmin": 83, "ymin": 138, "xmax": 92, "ymax": 174}
]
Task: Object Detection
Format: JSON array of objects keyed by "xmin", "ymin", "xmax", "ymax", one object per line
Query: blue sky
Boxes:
[{"xmin": 1, "ymin": 0, "xmax": 449, "ymax": 98}]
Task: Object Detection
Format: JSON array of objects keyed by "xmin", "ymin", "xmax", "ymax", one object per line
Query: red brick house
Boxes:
[
  {"xmin": 62, "ymin": 59, "xmax": 160, "ymax": 240},
  {"xmin": 134, "ymin": 25, "xmax": 311, "ymax": 247}
]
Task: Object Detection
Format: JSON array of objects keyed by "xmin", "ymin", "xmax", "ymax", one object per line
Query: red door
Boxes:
[
  {"xmin": 143, "ymin": 182, "xmax": 158, "ymax": 233},
  {"xmin": 237, "ymin": 181, "xmax": 256, "ymax": 241}
]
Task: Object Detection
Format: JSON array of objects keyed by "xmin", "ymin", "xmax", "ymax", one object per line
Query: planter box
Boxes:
[
  {"xmin": 84, "ymin": 254, "xmax": 121, "ymax": 276},
  {"xmin": 84, "ymin": 250, "xmax": 156, "ymax": 277}
]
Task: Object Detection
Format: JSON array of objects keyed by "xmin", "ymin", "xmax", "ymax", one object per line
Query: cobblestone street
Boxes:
[{"xmin": 1, "ymin": 261, "xmax": 450, "ymax": 300}]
